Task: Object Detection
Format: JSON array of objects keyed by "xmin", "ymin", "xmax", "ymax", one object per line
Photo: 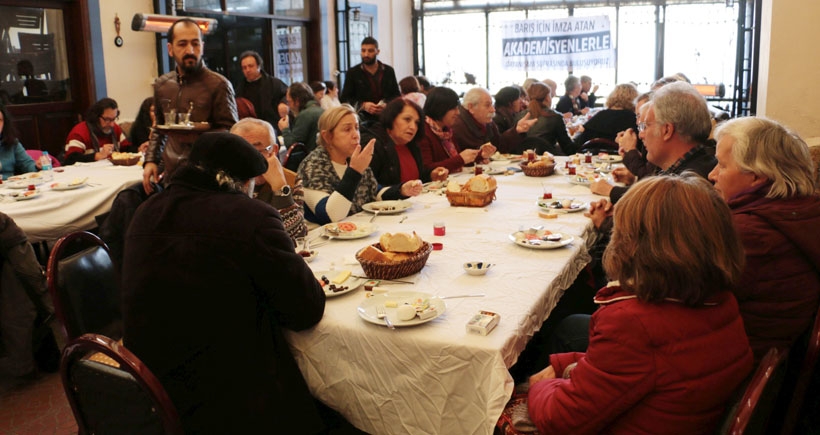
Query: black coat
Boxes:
[
  {"xmin": 122, "ymin": 166, "xmax": 326, "ymax": 434},
  {"xmin": 362, "ymin": 123, "xmax": 431, "ymax": 186},
  {"xmin": 340, "ymin": 61, "xmax": 400, "ymax": 124},
  {"xmin": 236, "ymin": 70, "xmax": 288, "ymax": 128}
]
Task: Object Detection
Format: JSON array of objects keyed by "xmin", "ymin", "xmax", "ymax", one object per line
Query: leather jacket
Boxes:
[{"xmin": 147, "ymin": 66, "xmax": 238, "ymax": 175}]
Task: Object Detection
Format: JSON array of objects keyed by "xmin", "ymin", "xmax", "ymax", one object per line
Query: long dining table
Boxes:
[
  {"xmin": 0, "ymin": 160, "xmax": 143, "ymax": 242},
  {"xmin": 286, "ymin": 156, "xmax": 608, "ymax": 435}
]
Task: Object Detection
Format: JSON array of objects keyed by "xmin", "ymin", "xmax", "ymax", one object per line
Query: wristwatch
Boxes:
[{"xmin": 275, "ymin": 185, "xmax": 292, "ymax": 196}]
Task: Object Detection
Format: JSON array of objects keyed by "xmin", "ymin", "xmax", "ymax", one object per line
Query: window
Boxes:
[
  {"xmin": 0, "ymin": 6, "xmax": 71, "ymax": 105},
  {"xmin": 275, "ymin": 25, "xmax": 306, "ymax": 83}
]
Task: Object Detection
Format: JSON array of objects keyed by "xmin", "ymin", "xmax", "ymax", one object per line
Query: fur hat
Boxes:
[{"xmin": 188, "ymin": 132, "xmax": 268, "ymax": 180}]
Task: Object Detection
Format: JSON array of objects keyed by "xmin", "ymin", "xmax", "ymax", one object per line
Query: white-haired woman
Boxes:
[{"xmin": 709, "ymin": 116, "xmax": 820, "ymax": 362}]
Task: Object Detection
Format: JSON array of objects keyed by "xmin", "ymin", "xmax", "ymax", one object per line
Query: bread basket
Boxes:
[
  {"xmin": 356, "ymin": 242, "xmax": 433, "ymax": 279},
  {"xmin": 446, "ymin": 188, "xmax": 497, "ymax": 207},
  {"xmin": 520, "ymin": 162, "xmax": 555, "ymax": 177},
  {"xmin": 109, "ymin": 154, "xmax": 142, "ymax": 166}
]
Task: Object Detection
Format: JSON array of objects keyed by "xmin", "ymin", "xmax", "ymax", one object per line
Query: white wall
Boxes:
[
  {"xmin": 96, "ymin": 0, "xmax": 157, "ymax": 122},
  {"xmin": 751, "ymin": 0, "xmax": 820, "ymax": 145},
  {"xmin": 353, "ymin": 0, "xmax": 415, "ymax": 79}
]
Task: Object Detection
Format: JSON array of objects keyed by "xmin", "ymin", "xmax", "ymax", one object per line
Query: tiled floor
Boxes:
[{"xmin": 0, "ymin": 372, "xmax": 77, "ymax": 435}]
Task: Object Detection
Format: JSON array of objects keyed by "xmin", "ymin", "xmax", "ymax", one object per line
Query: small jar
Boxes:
[
  {"xmin": 584, "ymin": 152, "xmax": 593, "ymax": 164},
  {"xmin": 568, "ymin": 165, "xmax": 576, "ymax": 175},
  {"xmin": 433, "ymin": 222, "xmax": 446, "ymax": 236},
  {"xmin": 474, "ymin": 165, "xmax": 483, "ymax": 175}
]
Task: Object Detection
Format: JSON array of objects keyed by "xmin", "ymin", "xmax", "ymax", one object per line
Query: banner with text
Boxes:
[{"xmin": 500, "ymin": 16, "xmax": 615, "ymax": 71}]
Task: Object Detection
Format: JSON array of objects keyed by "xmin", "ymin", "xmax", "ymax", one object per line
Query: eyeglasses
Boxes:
[
  {"xmin": 100, "ymin": 115, "xmax": 119, "ymax": 123},
  {"xmin": 256, "ymin": 144, "xmax": 274, "ymax": 156},
  {"xmin": 637, "ymin": 121, "xmax": 656, "ymax": 133}
]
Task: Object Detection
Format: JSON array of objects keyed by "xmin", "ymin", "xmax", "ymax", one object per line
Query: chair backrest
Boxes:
[
  {"xmin": 61, "ymin": 333, "xmax": 183, "ymax": 435},
  {"xmin": 46, "ymin": 231, "xmax": 120, "ymax": 341},
  {"xmin": 580, "ymin": 138, "xmax": 619, "ymax": 155},
  {"xmin": 719, "ymin": 347, "xmax": 788, "ymax": 435},
  {"xmin": 283, "ymin": 168, "xmax": 298, "ymax": 188},
  {"xmin": 778, "ymin": 306, "xmax": 820, "ymax": 434},
  {"xmin": 25, "ymin": 149, "xmax": 62, "ymax": 167},
  {"xmin": 283, "ymin": 142, "xmax": 308, "ymax": 172}
]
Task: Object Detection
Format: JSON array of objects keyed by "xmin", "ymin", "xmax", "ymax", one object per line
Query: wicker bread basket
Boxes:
[
  {"xmin": 520, "ymin": 162, "xmax": 555, "ymax": 177},
  {"xmin": 109, "ymin": 155, "xmax": 142, "ymax": 166},
  {"xmin": 356, "ymin": 242, "xmax": 433, "ymax": 279},
  {"xmin": 446, "ymin": 188, "xmax": 497, "ymax": 207}
]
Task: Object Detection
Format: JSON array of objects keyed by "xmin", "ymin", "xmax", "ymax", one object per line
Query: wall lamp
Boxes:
[
  {"xmin": 131, "ymin": 13, "xmax": 218, "ymax": 35},
  {"xmin": 350, "ymin": 7, "xmax": 361, "ymax": 21}
]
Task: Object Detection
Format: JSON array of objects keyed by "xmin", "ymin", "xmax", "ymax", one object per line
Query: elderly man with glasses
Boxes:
[
  {"xmin": 64, "ymin": 97, "xmax": 137, "ymax": 165},
  {"xmin": 230, "ymin": 117, "xmax": 307, "ymax": 243},
  {"xmin": 589, "ymin": 82, "xmax": 717, "ymax": 204}
]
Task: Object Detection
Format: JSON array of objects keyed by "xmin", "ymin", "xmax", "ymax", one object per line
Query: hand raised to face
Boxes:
[{"xmin": 348, "ymin": 138, "xmax": 375, "ymax": 174}]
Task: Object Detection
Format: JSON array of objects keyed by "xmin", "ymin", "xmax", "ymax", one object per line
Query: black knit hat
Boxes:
[{"xmin": 188, "ymin": 132, "xmax": 268, "ymax": 180}]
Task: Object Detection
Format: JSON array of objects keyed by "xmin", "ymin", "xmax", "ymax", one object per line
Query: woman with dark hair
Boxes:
[
  {"xmin": 320, "ymin": 80, "xmax": 340, "ymax": 110},
  {"xmin": 129, "ymin": 97, "xmax": 155, "ymax": 152},
  {"xmin": 519, "ymin": 82, "xmax": 575, "ymax": 155},
  {"xmin": 418, "ymin": 87, "xmax": 482, "ymax": 173},
  {"xmin": 278, "ymin": 82, "xmax": 324, "ymax": 152},
  {"xmin": 0, "ymin": 105, "xmax": 38, "ymax": 179},
  {"xmin": 492, "ymin": 86, "xmax": 522, "ymax": 133},
  {"xmin": 363, "ymin": 97, "xmax": 448, "ymax": 186},
  {"xmin": 524, "ymin": 174, "xmax": 754, "ymax": 434}
]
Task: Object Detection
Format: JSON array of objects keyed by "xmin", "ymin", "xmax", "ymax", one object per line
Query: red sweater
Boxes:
[{"xmin": 528, "ymin": 286, "xmax": 753, "ymax": 434}]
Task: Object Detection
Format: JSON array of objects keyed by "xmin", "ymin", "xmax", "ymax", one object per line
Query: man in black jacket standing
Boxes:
[
  {"xmin": 236, "ymin": 50, "xmax": 288, "ymax": 131},
  {"xmin": 340, "ymin": 37, "xmax": 400, "ymax": 127}
]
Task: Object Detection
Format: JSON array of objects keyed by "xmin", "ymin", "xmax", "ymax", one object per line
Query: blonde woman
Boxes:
[
  {"xmin": 573, "ymin": 83, "xmax": 639, "ymax": 148},
  {"xmin": 298, "ymin": 105, "xmax": 422, "ymax": 224}
]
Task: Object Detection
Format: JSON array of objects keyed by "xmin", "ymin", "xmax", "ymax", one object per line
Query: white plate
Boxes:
[
  {"xmin": 322, "ymin": 222, "xmax": 378, "ymax": 240},
  {"xmin": 509, "ymin": 230, "xmax": 574, "ymax": 250},
  {"xmin": 8, "ymin": 190, "xmax": 42, "ymax": 201},
  {"xmin": 362, "ymin": 200, "xmax": 412, "ymax": 214},
  {"xmin": 491, "ymin": 153, "xmax": 524, "ymax": 163},
  {"xmin": 357, "ymin": 291, "xmax": 446, "ymax": 327},
  {"xmin": 49, "ymin": 178, "xmax": 88, "ymax": 191},
  {"xmin": 8, "ymin": 172, "xmax": 43, "ymax": 182},
  {"xmin": 313, "ymin": 270, "xmax": 365, "ymax": 297},
  {"xmin": 568, "ymin": 175, "xmax": 593, "ymax": 186},
  {"xmin": 422, "ymin": 180, "xmax": 445, "ymax": 192},
  {"xmin": 6, "ymin": 179, "xmax": 45, "ymax": 189},
  {"xmin": 536, "ymin": 198, "xmax": 587, "ymax": 213},
  {"xmin": 593, "ymin": 155, "xmax": 623, "ymax": 163}
]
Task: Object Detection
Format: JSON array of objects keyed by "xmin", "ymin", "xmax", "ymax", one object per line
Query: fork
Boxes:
[
  {"xmin": 370, "ymin": 209, "xmax": 380, "ymax": 223},
  {"xmin": 376, "ymin": 305, "xmax": 395, "ymax": 329}
]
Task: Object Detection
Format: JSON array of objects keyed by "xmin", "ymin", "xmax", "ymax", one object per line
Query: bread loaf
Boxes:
[
  {"xmin": 358, "ymin": 245, "xmax": 390, "ymax": 262},
  {"xmin": 462, "ymin": 174, "xmax": 497, "ymax": 193},
  {"xmin": 379, "ymin": 232, "xmax": 423, "ymax": 253}
]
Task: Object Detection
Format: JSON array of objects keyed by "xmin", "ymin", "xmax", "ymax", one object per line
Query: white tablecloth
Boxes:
[
  {"xmin": 286, "ymin": 157, "xmax": 604, "ymax": 435},
  {"xmin": 0, "ymin": 160, "xmax": 143, "ymax": 242}
]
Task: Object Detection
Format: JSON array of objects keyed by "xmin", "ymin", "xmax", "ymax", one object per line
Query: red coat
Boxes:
[
  {"xmin": 528, "ymin": 286, "xmax": 753, "ymax": 435},
  {"xmin": 728, "ymin": 185, "xmax": 820, "ymax": 361}
]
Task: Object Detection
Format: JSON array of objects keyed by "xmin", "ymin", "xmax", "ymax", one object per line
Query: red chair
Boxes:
[
  {"xmin": 719, "ymin": 347, "xmax": 788, "ymax": 435},
  {"xmin": 61, "ymin": 333, "xmax": 183, "ymax": 435},
  {"xmin": 779, "ymin": 307, "xmax": 820, "ymax": 434},
  {"xmin": 46, "ymin": 231, "xmax": 120, "ymax": 341},
  {"xmin": 25, "ymin": 149, "xmax": 62, "ymax": 167}
]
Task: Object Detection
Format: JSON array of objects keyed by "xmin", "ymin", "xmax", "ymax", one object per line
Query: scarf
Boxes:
[
  {"xmin": 425, "ymin": 117, "xmax": 459, "ymax": 158},
  {"xmin": 298, "ymin": 146, "xmax": 378, "ymax": 215}
]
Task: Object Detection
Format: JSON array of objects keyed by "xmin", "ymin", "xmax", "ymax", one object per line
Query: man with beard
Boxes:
[
  {"xmin": 339, "ymin": 37, "xmax": 400, "ymax": 127},
  {"xmin": 64, "ymin": 98, "xmax": 136, "ymax": 165},
  {"xmin": 142, "ymin": 18, "xmax": 238, "ymax": 193}
]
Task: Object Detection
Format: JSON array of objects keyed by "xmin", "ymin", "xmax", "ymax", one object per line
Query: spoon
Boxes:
[{"xmin": 370, "ymin": 209, "xmax": 380, "ymax": 223}]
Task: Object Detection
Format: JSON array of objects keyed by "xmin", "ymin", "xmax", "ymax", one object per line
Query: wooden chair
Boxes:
[
  {"xmin": 580, "ymin": 138, "xmax": 619, "ymax": 155},
  {"xmin": 61, "ymin": 333, "xmax": 183, "ymax": 435},
  {"xmin": 46, "ymin": 231, "xmax": 120, "ymax": 341},
  {"xmin": 719, "ymin": 347, "xmax": 788, "ymax": 435},
  {"xmin": 778, "ymin": 307, "xmax": 820, "ymax": 434},
  {"xmin": 283, "ymin": 168, "xmax": 298, "ymax": 188}
]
